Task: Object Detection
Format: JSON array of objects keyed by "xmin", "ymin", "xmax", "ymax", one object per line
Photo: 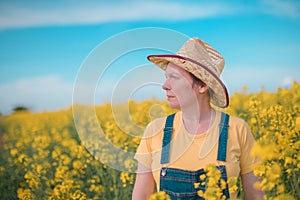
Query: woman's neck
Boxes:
[
  {"xmin": 181, "ymin": 98, "xmax": 212, "ymax": 120},
  {"xmin": 181, "ymin": 103, "xmax": 215, "ymax": 135}
]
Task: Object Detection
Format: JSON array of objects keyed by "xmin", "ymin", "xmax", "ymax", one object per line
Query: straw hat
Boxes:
[{"xmin": 147, "ymin": 37, "xmax": 229, "ymax": 108}]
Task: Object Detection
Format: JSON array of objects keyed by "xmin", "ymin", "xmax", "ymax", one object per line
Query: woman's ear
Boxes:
[{"xmin": 198, "ymin": 84, "xmax": 209, "ymax": 93}]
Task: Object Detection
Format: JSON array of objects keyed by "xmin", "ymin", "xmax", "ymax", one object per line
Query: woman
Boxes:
[{"xmin": 132, "ymin": 38, "xmax": 263, "ymax": 199}]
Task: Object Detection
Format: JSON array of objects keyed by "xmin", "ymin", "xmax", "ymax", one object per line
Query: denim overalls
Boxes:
[{"xmin": 159, "ymin": 112, "xmax": 230, "ymax": 199}]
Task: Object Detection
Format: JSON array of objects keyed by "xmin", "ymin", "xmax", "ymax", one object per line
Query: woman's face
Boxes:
[{"xmin": 162, "ymin": 62, "xmax": 198, "ymax": 110}]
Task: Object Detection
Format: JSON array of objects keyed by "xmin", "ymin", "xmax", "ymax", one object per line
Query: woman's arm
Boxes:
[
  {"xmin": 132, "ymin": 163, "xmax": 155, "ymax": 200},
  {"xmin": 241, "ymin": 171, "xmax": 264, "ymax": 200}
]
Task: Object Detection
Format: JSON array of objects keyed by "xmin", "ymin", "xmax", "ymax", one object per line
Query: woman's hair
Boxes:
[
  {"xmin": 190, "ymin": 73, "xmax": 205, "ymax": 87},
  {"xmin": 190, "ymin": 72, "xmax": 214, "ymax": 98}
]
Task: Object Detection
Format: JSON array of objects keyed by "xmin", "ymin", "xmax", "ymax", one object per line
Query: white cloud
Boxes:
[
  {"xmin": 0, "ymin": 75, "xmax": 73, "ymax": 114},
  {"xmin": 260, "ymin": 0, "xmax": 300, "ymax": 18},
  {"xmin": 1, "ymin": 1, "xmax": 299, "ymax": 30},
  {"xmin": 222, "ymin": 65, "xmax": 300, "ymax": 94},
  {"xmin": 0, "ymin": 1, "xmax": 235, "ymax": 29},
  {"xmin": 0, "ymin": 66, "xmax": 165, "ymax": 114},
  {"xmin": 280, "ymin": 76, "xmax": 295, "ymax": 87},
  {"xmin": 95, "ymin": 65, "xmax": 165, "ymax": 104}
]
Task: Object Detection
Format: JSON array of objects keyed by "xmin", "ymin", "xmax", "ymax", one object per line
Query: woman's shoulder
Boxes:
[
  {"xmin": 143, "ymin": 116, "xmax": 167, "ymax": 137},
  {"xmin": 228, "ymin": 114, "xmax": 246, "ymax": 126},
  {"xmin": 216, "ymin": 111, "xmax": 246, "ymax": 127},
  {"xmin": 147, "ymin": 116, "xmax": 166, "ymax": 129},
  {"xmin": 226, "ymin": 113, "xmax": 252, "ymax": 138}
]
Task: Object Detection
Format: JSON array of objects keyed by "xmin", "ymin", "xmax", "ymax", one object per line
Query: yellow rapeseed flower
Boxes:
[
  {"xmin": 10, "ymin": 148, "xmax": 18, "ymax": 156},
  {"xmin": 226, "ymin": 177, "xmax": 238, "ymax": 194},
  {"xmin": 17, "ymin": 188, "xmax": 34, "ymax": 200},
  {"xmin": 199, "ymin": 174, "xmax": 206, "ymax": 181},
  {"xmin": 148, "ymin": 191, "xmax": 171, "ymax": 200},
  {"xmin": 194, "ymin": 182, "xmax": 200, "ymax": 188},
  {"xmin": 1, "ymin": 86, "xmax": 300, "ymax": 200},
  {"xmin": 72, "ymin": 190, "xmax": 87, "ymax": 200}
]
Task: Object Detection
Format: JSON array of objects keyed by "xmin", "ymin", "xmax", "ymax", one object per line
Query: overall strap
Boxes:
[
  {"xmin": 217, "ymin": 112, "xmax": 230, "ymax": 162},
  {"xmin": 160, "ymin": 113, "xmax": 176, "ymax": 164}
]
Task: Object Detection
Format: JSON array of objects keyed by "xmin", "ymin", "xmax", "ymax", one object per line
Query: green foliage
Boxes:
[{"xmin": 12, "ymin": 105, "xmax": 30, "ymax": 113}]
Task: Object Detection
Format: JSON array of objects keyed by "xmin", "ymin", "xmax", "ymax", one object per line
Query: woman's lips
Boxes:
[{"xmin": 167, "ymin": 95, "xmax": 175, "ymax": 100}]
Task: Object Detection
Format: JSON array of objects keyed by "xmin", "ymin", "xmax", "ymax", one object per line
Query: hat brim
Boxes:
[{"xmin": 148, "ymin": 54, "xmax": 229, "ymax": 108}]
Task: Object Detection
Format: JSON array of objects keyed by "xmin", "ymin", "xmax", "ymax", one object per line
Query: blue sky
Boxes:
[{"xmin": 0, "ymin": 0, "xmax": 300, "ymax": 114}]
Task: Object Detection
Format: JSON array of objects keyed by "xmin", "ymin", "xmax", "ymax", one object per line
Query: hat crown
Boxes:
[{"xmin": 177, "ymin": 38, "xmax": 224, "ymax": 76}]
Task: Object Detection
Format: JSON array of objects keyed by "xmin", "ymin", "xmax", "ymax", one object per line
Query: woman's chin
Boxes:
[{"xmin": 168, "ymin": 102, "xmax": 180, "ymax": 110}]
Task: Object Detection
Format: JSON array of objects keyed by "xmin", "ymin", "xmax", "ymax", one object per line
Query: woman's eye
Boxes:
[
  {"xmin": 165, "ymin": 73, "xmax": 180, "ymax": 80},
  {"xmin": 170, "ymin": 75, "xmax": 179, "ymax": 79}
]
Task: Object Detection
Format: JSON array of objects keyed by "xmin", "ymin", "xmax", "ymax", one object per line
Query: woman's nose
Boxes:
[{"xmin": 162, "ymin": 80, "xmax": 171, "ymax": 91}]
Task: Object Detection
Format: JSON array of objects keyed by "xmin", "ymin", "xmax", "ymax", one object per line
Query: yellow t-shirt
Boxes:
[{"xmin": 134, "ymin": 110, "xmax": 259, "ymax": 192}]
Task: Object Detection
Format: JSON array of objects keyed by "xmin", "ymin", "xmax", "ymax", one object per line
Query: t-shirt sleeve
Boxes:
[
  {"xmin": 239, "ymin": 121, "xmax": 260, "ymax": 174},
  {"xmin": 134, "ymin": 122, "xmax": 154, "ymax": 169}
]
